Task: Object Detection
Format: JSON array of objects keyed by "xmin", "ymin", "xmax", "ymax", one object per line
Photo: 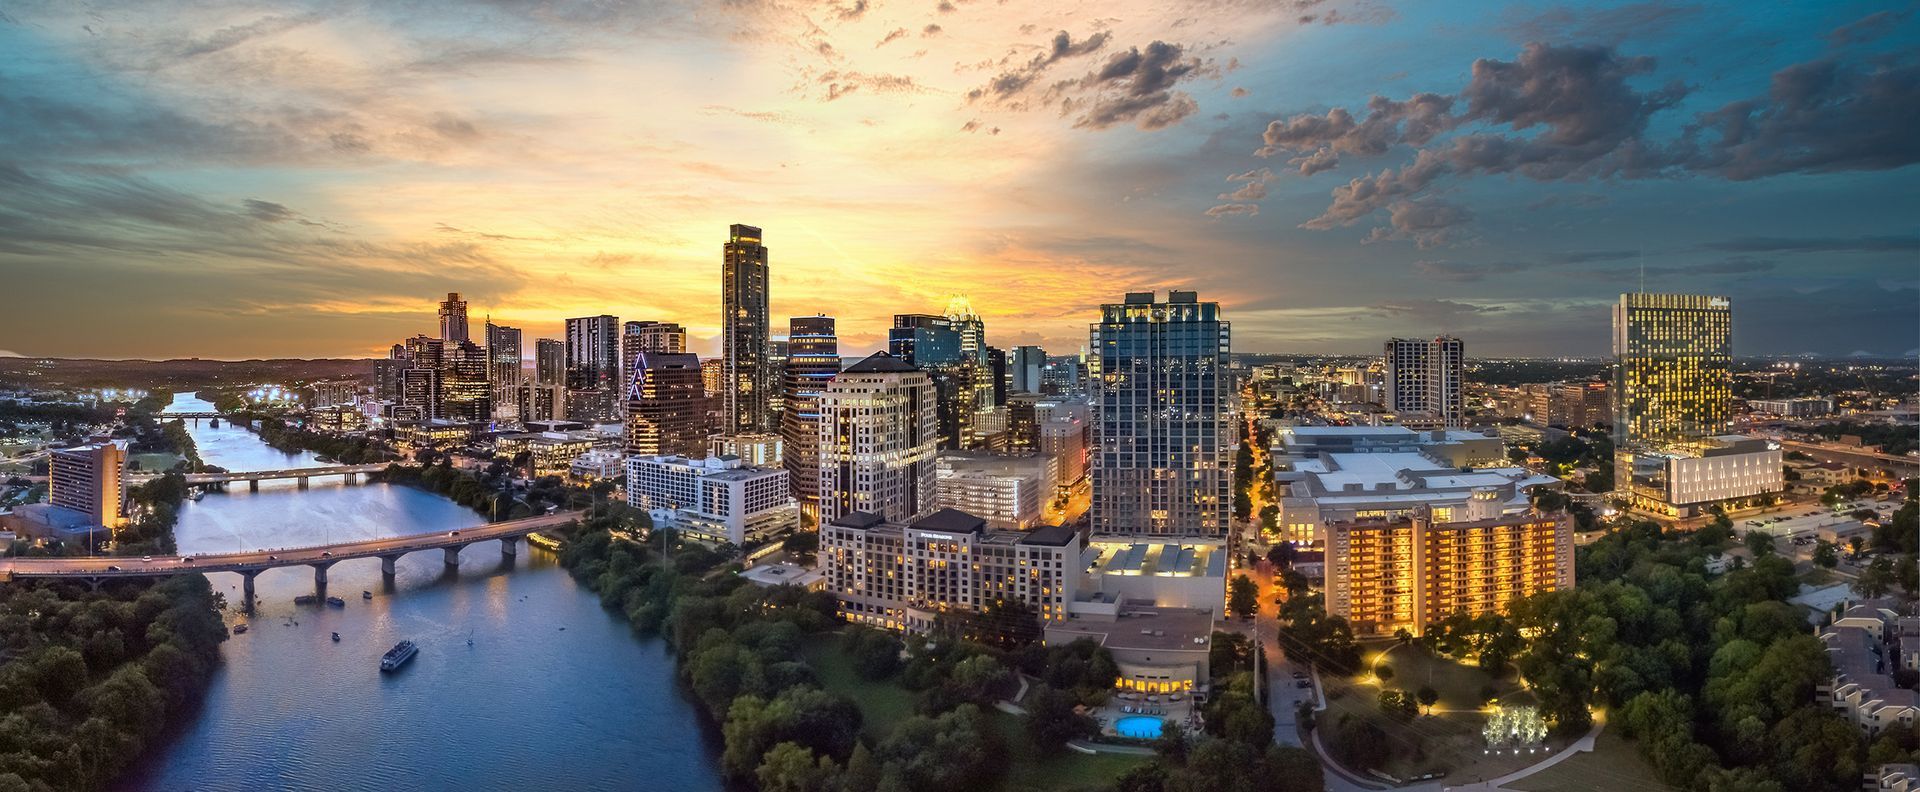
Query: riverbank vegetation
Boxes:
[
  {"xmin": 249, "ymin": 416, "xmax": 393, "ymax": 465},
  {"xmin": 0, "ymin": 575, "xmax": 228, "ymax": 792}
]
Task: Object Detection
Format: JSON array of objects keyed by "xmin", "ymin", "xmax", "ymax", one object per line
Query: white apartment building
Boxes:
[
  {"xmin": 935, "ymin": 452, "xmax": 1057, "ymax": 529},
  {"xmin": 625, "ymin": 454, "xmax": 798, "ymax": 546},
  {"xmin": 1275, "ymin": 446, "xmax": 1558, "ymax": 545},
  {"xmin": 820, "ymin": 508, "xmax": 1079, "ymax": 632},
  {"xmin": 817, "ymin": 352, "xmax": 939, "ymax": 524}
]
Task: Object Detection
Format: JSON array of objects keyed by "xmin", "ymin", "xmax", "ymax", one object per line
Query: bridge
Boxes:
[
  {"xmin": 0, "ymin": 511, "xmax": 583, "ymax": 609},
  {"xmin": 128, "ymin": 463, "xmax": 394, "ymax": 490}
]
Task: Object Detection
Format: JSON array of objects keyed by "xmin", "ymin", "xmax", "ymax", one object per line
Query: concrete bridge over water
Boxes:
[{"xmin": 128, "ymin": 463, "xmax": 394, "ymax": 490}]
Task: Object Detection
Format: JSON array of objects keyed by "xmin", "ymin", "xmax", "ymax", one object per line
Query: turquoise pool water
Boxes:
[{"xmin": 1114, "ymin": 715, "xmax": 1165, "ymax": 739}]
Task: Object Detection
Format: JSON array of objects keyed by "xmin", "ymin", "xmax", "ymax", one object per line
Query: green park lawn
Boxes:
[
  {"xmin": 1321, "ymin": 642, "xmax": 1555, "ymax": 783},
  {"xmin": 802, "ymin": 637, "xmax": 1148, "ymax": 790},
  {"xmin": 1507, "ymin": 728, "xmax": 1671, "ymax": 792},
  {"xmin": 129, "ymin": 452, "xmax": 182, "ymax": 473}
]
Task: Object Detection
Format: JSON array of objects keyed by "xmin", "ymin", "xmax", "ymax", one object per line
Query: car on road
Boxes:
[
  {"xmin": 105, "ymin": 565, "xmax": 121, "ymax": 571},
  {"xmin": 141, "ymin": 556, "xmax": 152, "ymax": 562},
  {"xmin": 179, "ymin": 556, "xmax": 192, "ymax": 563},
  {"xmin": 321, "ymin": 551, "xmax": 333, "ymax": 557},
  {"xmin": 267, "ymin": 555, "xmax": 277, "ymax": 561},
  {"xmin": 1295, "ymin": 680, "xmax": 1311, "ymax": 689},
  {"xmin": 1291, "ymin": 671, "xmax": 1307, "ymax": 680},
  {"xmin": 448, "ymin": 531, "xmax": 461, "ymax": 537}
]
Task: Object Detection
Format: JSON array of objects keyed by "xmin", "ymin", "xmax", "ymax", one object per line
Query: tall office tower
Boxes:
[
  {"xmin": 403, "ymin": 334, "xmax": 445, "ymax": 369},
  {"xmin": 986, "ymin": 347, "xmax": 1008, "ymax": 407},
  {"xmin": 943, "ymin": 296, "xmax": 994, "ymax": 410},
  {"xmin": 701, "ymin": 358, "xmax": 725, "ymax": 399},
  {"xmin": 1613, "ymin": 293, "xmax": 1732, "ymax": 445},
  {"xmin": 487, "ymin": 322, "xmax": 523, "ymax": 422},
  {"xmin": 722, "ymin": 224, "xmax": 772, "ymax": 434},
  {"xmin": 1089, "ymin": 290, "xmax": 1232, "ymax": 538},
  {"xmin": 49, "ymin": 441, "xmax": 126, "ymax": 529},
  {"xmin": 388, "ymin": 335, "xmax": 446, "ymax": 418},
  {"xmin": 373, "ymin": 358, "xmax": 405, "ymax": 402},
  {"xmin": 625, "ymin": 352, "xmax": 709, "ymax": 457},
  {"xmin": 1383, "ymin": 337, "xmax": 1466, "ymax": 429},
  {"xmin": 782, "ymin": 315, "xmax": 839, "ymax": 524},
  {"xmin": 565, "ymin": 315, "xmax": 621, "ymax": 422},
  {"xmin": 398, "ymin": 367, "xmax": 443, "ymax": 420},
  {"xmin": 623, "ymin": 320, "xmax": 687, "ymax": 361},
  {"xmin": 442, "ymin": 340, "xmax": 493, "ymax": 423},
  {"xmin": 438, "ymin": 292, "xmax": 469, "ymax": 343},
  {"xmin": 534, "ymin": 338, "xmax": 566, "ymax": 386},
  {"xmin": 890, "ymin": 314, "xmax": 978, "ymax": 449},
  {"xmin": 817, "ymin": 352, "xmax": 938, "ymax": 524},
  {"xmin": 1010, "ymin": 345, "xmax": 1047, "ymax": 393}
]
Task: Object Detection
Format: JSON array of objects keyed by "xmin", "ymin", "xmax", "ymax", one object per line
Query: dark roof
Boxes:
[
  {"xmin": 1020, "ymin": 524, "xmax": 1078, "ymax": 547},
  {"xmin": 842, "ymin": 351, "xmax": 919, "ymax": 374},
  {"xmin": 829, "ymin": 511, "xmax": 886, "ymax": 530},
  {"xmin": 910, "ymin": 508, "xmax": 986, "ymax": 535}
]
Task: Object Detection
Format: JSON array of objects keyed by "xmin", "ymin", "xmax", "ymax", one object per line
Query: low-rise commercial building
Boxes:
[
  {"xmin": 1274, "ymin": 425, "xmax": 1506, "ymax": 470},
  {"xmin": 1275, "ymin": 445, "xmax": 1557, "ymax": 545},
  {"xmin": 710, "ymin": 433, "xmax": 783, "ymax": 467},
  {"xmin": 1045, "ymin": 606, "xmax": 1214, "ymax": 697},
  {"xmin": 1617, "ymin": 435, "xmax": 1784, "ymax": 517},
  {"xmin": 496, "ymin": 431, "xmax": 598, "ymax": 478},
  {"xmin": 569, "ymin": 449, "xmax": 626, "ymax": 482},
  {"xmin": 1748, "ymin": 397, "xmax": 1833, "ymax": 418},
  {"xmin": 934, "ymin": 451, "xmax": 1056, "ymax": 529},
  {"xmin": 626, "ymin": 454, "xmax": 798, "ymax": 546},
  {"xmin": 820, "ymin": 508, "xmax": 1079, "ymax": 632}
]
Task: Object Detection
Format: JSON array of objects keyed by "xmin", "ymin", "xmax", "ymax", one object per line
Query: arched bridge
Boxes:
[
  {"xmin": 0, "ymin": 510, "xmax": 583, "ymax": 608},
  {"xmin": 128, "ymin": 463, "xmax": 397, "ymax": 490}
]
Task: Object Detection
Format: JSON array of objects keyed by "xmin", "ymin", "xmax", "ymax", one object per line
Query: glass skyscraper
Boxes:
[
  {"xmin": 782, "ymin": 315, "xmax": 839, "ymax": 523},
  {"xmin": 1089, "ymin": 290, "xmax": 1232, "ymax": 538},
  {"xmin": 722, "ymin": 224, "xmax": 772, "ymax": 434}
]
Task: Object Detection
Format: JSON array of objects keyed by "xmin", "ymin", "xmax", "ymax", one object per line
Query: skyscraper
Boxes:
[
  {"xmin": 534, "ymin": 338, "xmax": 566, "ymax": 386},
  {"xmin": 1010, "ymin": 345, "xmax": 1046, "ymax": 394},
  {"xmin": 438, "ymin": 292, "xmax": 469, "ymax": 343},
  {"xmin": 625, "ymin": 352, "xmax": 709, "ymax": 457},
  {"xmin": 1383, "ymin": 337, "xmax": 1465, "ymax": 429},
  {"xmin": 1090, "ymin": 290, "xmax": 1232, "ymax": 538},
  {"xmin": 890, "ymin": 313, "xmax": 979, "ymax": 449},
  {"xmin": 565, "ymin": 315, "xmax": 620, "ymax": 422},
  {"xmin": 442, "ymin": 340, "xmax": 492, "ymax": 423},
  {"xmin": 623, "ymin": 321, "xmax": 687, "ymax": 381},
  {"xmin": 487, "ymin": 322, "xmax": 523, "ymax": 422},
  {"xmin": 1613, "ymin": 293, "xmax": 1732, "ymax": 444},
  {"xmin": 722, "ymin": 224, "xmax": 772, "ymax": 434},
  {"xmin": 782, "ymin": 315, "xmax": 839, "ymax": 524},
  {"xmin": 817, "ymin": 352, "xmax": 938, "ymax": 524},
  {"xmin": 944, "ymin": 295, "xmax": 994, "ymax": 410}
]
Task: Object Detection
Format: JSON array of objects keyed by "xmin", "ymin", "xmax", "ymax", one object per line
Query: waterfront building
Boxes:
[
  {"xmin": 624, "ymin": 352, "xmax": 708, "ymax": 458},
  {"xmin": 1384, "ymin": 336, "xmax": 1465, "ymax": 429},
  {"xmin": 305, "ymin": 380, "xmax": 360, "ymax": 409},
  {"xmin": 565, "ymin": 315, "xmax": 622, "ymax": 422},
  {"xmin": 1324, "ymin": 507, "xmax": 1574, "ymax": 637},
  {"xmin": 935, "ymin": 451, "xmax": 1056, "ymax": 529},
  {"xmin": 781, "ymin": 315, "xmax": 839, "ymax": 522},
  {"xmin": 1089, "ymin": 290, "xmax": 1232, "ymax": 539},
  {"xmin": 50, "ymin": 441, "xmax": 126, "ymax": 530},
  {"xmin": 816, "ymin": 352, "xmax": 939, "ymax": 524},
  {"xmin": 710, "ymin": 433, "xmax": 783, "ymax": 468},
  {"xmin": 626, "ymin": 454, "xmax": 798, "ymax": 546},
  {"xmin": 820, "ymin": 509, "xmax": 1078, "ymax": 632},
  {"xmin": 438, "ymin": 291, "xmax": 469, "ymax": 343},
  {"xmin": 569, "ymin": 449, "xmax": 626, "ymax": 483},
  {"xmin": 722, "ymin": 224, "xmax": 773, "ymax": 434},
  {"xmin": 496, "ymin": 431, "xmax": 598, "ymax": 478}
]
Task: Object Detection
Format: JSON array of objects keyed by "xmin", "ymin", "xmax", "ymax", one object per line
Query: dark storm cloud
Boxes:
[
  {"xmin": 967, "ymin": 32, "xmax": 1212, "ymax": 130},
  {"xmin": 1704, "ymin": 235, "xmax": 1920, "ymax": 253},
  {"xmin": 1254, "ymin": 39, "xmax": 1920, "ymax": 238},
  {"xmin": 966, "ymin": 30, "xmax": 1111, "ymax": 103}
]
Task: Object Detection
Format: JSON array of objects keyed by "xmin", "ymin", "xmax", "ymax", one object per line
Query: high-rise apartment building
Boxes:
[
  {"xmin": 438, "ymin": 292, "xmax": 469, "ymax": 343},
  {"xmin": 1612, "ymin": 293, "xmax": 1732, "ymax": 444},
  {"xmin": 1325, "ymin": 507, "xmax": 1573, "ymax": 637},
  {"xmin": 781, "ymin": 315, "xmax": 839, "ymax": 523},
  {"xmin": 624, "ymin": 352, "xmax": 709, "ymax": 457},
  {"xmin": 1089, "ymin": 290, "xmax": 1232, "ymax": 538},
  {"xmin": 486, "ymin": 322, "xmax": 523, "ymax": 422},
  {"xmin": 1010, "ymin": 345, "xmax": 1046, "ymax": 394},
  {"xmin": 534, "ymin": 338, "xmax": 566, "ymax": 386},
  {"xmin": 565, "ymin": 315, "xmax": 621, "ymax": 422},
  {"xmin": 623, "ymin": 321, "xmax": 687, "ymax": 387},
  {"xmin": 50, "ymin": 441, "xmax": 127, "ymax": 530},
  {"xmin": 817, "ymin": 352, "xmax": 938, "ymax": 524},
  {"xmin": 722, "ymin": 224, "xmax": 772, "ymax": 434},
  {"xmin": 1383, "ymin": 337, "xmax": 1465, "ymax": 429},
  {"xmin": 442, "ymin": 340, "xmax": 493, "ymax": 423}
]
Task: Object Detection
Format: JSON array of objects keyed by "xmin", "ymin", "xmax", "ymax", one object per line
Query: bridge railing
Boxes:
[{"xmin": 183, "ymin": 515, "xmax": 577, "ymax": 558}]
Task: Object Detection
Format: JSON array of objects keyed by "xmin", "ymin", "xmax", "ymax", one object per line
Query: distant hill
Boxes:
[{"xmin": 0, "ymin": 357, "xmax": 374, "ymax": 390}]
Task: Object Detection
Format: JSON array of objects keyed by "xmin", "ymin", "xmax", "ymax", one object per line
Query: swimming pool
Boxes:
[{"xmin": 1114, "ymin": 715, "xmax": 1165, "ymax": 739}]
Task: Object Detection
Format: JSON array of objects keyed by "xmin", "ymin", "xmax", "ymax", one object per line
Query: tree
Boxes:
[
  {"xmin": 1377, "ymin": 689, "xmax": 1416, "ymax": 721},
  {"xmin": 1743, "ymin": 530, "xmax": 1774, "ymax": 557},
  {"xmin": 1848, "ymin": 536, "xmax": 1866, "ymax": 561},
  {"xmin": 1024, "ymin": 685, "xmax": 1096, "ymax": 752},
  {"xmin": 1373, "ymin": 663, "xmax": 1394, "ymax": 683},
  {"xmin": 1153, "ymin": 720, "xmax": 1190, "ymax": 762},
  {"xmin": 782, "ymin": 532, "xmax": 819, "ymax": 565},
  {"xmin": 845, "ymin": 627, "xmax": 904, "ymax": 680},
  {"xmin": 1416, "ymin": 685, "xmax": 1439, "ymax": 715},
  {"xmin": 1227, "ymin": 575, "xmax": 1260, "ymax": 618},
  {"xmin": 1266, "ymin": 543, "xmax": 1297, "ymax": 569},
  {"xmin": 1265, "ymin": 745, "xmax": 1325, "ymax": 792},
  {"xmin": 1807, "ymin": 539, "xmax": 1837, "ymax": 568},
  {"xmin": 1858, "ymin": 555, "xmax": 1897, "ymax": 598},
  {"xmin": 755, "ymin": 741, "xmax": 839, "ymax": 792}
]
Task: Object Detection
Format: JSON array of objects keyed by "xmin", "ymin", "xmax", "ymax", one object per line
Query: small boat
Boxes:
[
  {"xmin": 188, "ymin": 490, "xmax": 205, "ymax": 502},
  {"xmin": 325, "ymin": 596, "xmax": 345, "ymax": 608},
  {"xmin": 362, "ymin": 591, "xmax": 373, "ymax": 600},
  {"xmin": 380, "ymin": 640, "xmax": 419, "ymax": 672},
  {"xmin": 232, "ymin": 624, "xmax": 249, "ymax": 634},
  {"xmin": 331, "ymin": 632, "xmax": 341, "ymax": 642},
  {"xmin": 293, "ymin": 594, "xmax": 318, "ymax": 605}
]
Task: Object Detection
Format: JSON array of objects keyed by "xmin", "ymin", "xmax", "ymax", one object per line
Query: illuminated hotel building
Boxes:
[
  {"xmin": 781, "ymin": 315, "xmax": 839, "ymax": 523},
  {"xmin": 722, "ymin": 224, "xmax": 773, "ymax": 434},
  {"xmin": 821, "ymin": 508, "xmax": 1078, "ymax": 632},
  {"xmin": 1384, "ymin": 336, "xmax": 1465, "ymax": 429},
  {"xmin": 1612, "ymin": 293, "xmax": 1732, "ymax": 444},
  {"xmin": 50, "ymin": 441, "xmax": 127, "ymax": 530},
  {"xmin": 624, "ymin": 352, "xmax": 709, "ymax": 458},
  {"xmin": 1325, "ymin": 505, "xmax": 1573, "ymax": 637},
  {"xmin": 817, "ymin": 352, "xmax": 939, "ymax": 524},
  {"xmin": 1089, "ymin": 290, "xmax": 1232, "ymax": 539}
]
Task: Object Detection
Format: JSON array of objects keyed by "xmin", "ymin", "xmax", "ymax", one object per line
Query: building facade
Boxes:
[
  {"xmin": 817, "ymin": 352, "xmax": 939, "ymax": 524},
  {"xmin": 534, "ymin": 338, "xmax": 566, "ymax": 386},
  {"xmin": 781, "ymin": 315, "xmax": 839, "ymax": 523},
  {"xmin": 565, "ymin": 315, "xmax": 621, "ymax": 422},
  {"xmin": 1612, "ymin": 293, "xmax": 1732, "ymax": 445},
  {"xmin": 441, "ymin": 340, "xmax": 492, "ymax": 423},
  {"xmin": 486, "ymin": 322, "xmax": 523, "ymax": 422},
  {"xmin": 820, "ymin": 509, "xmax": 1079, "ymax": 632},
  {"xmin": 935, "ymin": 452, "xmax": 1056, "ymax": 529},
  {"xmin": 1325, "ymin": 508, "xmax": 1574, "ymax": 637},
  {"xmin": 624, "ymin": 351, "xmax": 709, "ymax": 458},
  {"xmin": 710, "ymin": 433, "xmax": 783, "ymax": 467},
  {"xmin": 1010, "ymin": 345, "xmax": 1046, "ymax": 394},
  {"xmin": 722, "ymin": 224, "xmax": 773, "ymax": 434},
  {"xmin": 626, "ymin": 454, "xmax": 798, "ymax": 546},
  {"xmin": 1090, "ymin": 290, "xmax": 1232, "ymax": 539},
  {"xmin": 438, "ymin": 291, "xmax": 469, "ymax": 343},
  {"xmin": 1384, "ymin": 336, "xmax": 1465, "ymax": 429},
  {"xmin": 50, "ymin": 441, "xmax": 127, "ymax": 530}
]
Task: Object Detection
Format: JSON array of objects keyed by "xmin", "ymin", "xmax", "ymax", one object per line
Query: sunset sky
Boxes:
[{"xmin": 1, "ymin": 0, "xmax": 1914, "ymax": 360}]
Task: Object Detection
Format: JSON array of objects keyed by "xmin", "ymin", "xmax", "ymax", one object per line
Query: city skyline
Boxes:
[{"xmin": 1, "ymin": 2, "xmax": 1915, "ymax": 360}]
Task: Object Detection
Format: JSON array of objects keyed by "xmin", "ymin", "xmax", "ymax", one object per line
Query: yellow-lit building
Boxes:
[
  {"xmin": 1326, "ymin": 506, "xmax": 1573, "ymax": 637},
  {"xmin": 50, "ymin": 441, "xmax": 127, "ymax": 530},
  {"xmin": 820, "ymin": 508, "xmax": 1078, "ymax": 632},
  {"xmin": 495, "ymin": 431, "xmax": 596, "ymax": 478},
  {"xmin": 1612, "ymin": 293, "xmax": 1731, "ymax": 444}
]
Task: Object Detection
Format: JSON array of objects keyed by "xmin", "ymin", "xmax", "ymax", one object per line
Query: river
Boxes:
[{"xmin": 120, "ymin": 393, "xmax": 723, "ymax": 791}]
